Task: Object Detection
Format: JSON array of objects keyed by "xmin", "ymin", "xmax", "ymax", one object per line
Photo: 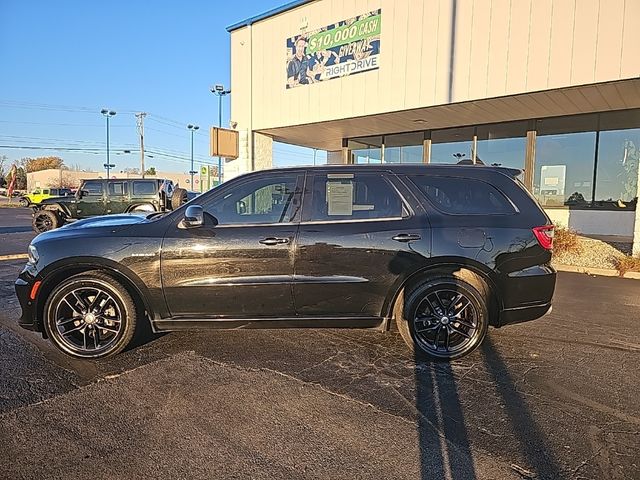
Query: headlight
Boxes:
[{"xmin": 28, "ymin": 245, "xmax": 39, "ymax": 264}]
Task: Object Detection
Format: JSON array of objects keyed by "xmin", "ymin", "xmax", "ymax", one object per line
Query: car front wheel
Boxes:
[
  {"xmin": 395, "ymin": 276, "xmax": 489, "ymax": 360},
  {"xmin": 43, "ymin": 271, "xmax": 137, "ymax": 359}
]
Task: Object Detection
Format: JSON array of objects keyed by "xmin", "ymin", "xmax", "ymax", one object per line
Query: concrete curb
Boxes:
[{"xmin": 554, "ymin": 263, "xmax": 640, "ymax": 280}]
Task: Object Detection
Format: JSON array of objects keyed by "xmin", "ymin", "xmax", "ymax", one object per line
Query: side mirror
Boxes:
[{"xmin": 181, "ymin": 205, "xmax": 204, "ymax": 228}]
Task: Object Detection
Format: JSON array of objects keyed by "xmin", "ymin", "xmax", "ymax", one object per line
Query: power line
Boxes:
[
  {"xmin": 147, "ymin": 115, "xmax": 208, "ymax": 136},
  {"xmin": 0, "ymin": 120, "xmax": 129, "ymax": 128},
  {"xmin": 0, "ymin": 100, "xmax": 137, "ymax": 115}
]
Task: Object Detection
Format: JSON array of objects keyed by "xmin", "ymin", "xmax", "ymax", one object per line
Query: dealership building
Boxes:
[{"xmin": 226, "ymin": 0, "xmax": 640, "ymax": 253}]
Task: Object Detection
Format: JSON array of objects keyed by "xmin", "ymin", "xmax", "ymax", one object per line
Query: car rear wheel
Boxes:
[
  {"xmin": 43, "ymin": 271, "xmax": 137, "ymax": 359},
  {"xmin": 395, "ymin": 276, "xmax": 489, "ymax": 360},
  {"xmin": 129, "ymin": 203, "xmax": 155, "ymax": 213},
  {"xmin": 32, "ymin": 210, "xmax": 63, "ymax": 233},
  {"xmin": 19, "ymin": 198, "xmax": 29, "ymax": 207}
]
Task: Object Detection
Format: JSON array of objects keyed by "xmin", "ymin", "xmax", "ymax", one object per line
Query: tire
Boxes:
[
  {"xmin": 19, "ymin": 198, "xmax": 29, "ymax": 207},
  {"xmin": 395, "ymin": 276, "xmax": 489, "ymax": 361},
  {"xmin": 43, "ymin": 271, "xmax": 137, "ymax": 359},
  {"xmin": 32, "ymin": 210, "xmax": 63, "ymax": 233},
  {"xmin": 171, "ymin": 187, "xmax": 188, "ymax": 210},
  {"xmin": 129, "ymin": 203, "xmax": 155, "ymax": 213}
]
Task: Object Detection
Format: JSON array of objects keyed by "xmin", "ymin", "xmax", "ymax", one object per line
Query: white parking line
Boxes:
[{"xmin": 0, "ymin": 253, "xmax": 28, "ymax": 261}]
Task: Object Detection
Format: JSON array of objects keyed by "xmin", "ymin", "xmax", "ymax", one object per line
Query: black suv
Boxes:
[
  {"xmin": 16, "ymin": 165, "xmax": 556, "ymax": 360},
  {"xmin": 31, "ymin": 178, "xmax": 187, "ymax": 233}
]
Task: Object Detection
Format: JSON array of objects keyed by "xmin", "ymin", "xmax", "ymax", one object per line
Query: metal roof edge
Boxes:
[{"xmin": 226, "ymin": 0, "xmax": 315, "ymax": 32}]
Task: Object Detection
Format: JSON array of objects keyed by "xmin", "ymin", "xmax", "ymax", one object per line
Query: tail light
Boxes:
[{"xmin": 532, "ymin": 225, "xmax": 554, "ymax": 250}]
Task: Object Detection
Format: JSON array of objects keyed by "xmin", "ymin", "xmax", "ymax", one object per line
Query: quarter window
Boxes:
[
  {"xmin": 205, "ymin": 174, "xmax": 302, "ymax": 225},
  {"xmin": 309, "ymin": 173, "xmax": 404, "ymax": 221},
  {"xmin": 411, "ymin": 176, "xmax": 515, "ymax": 215},
  {"xmin": 82, "ymin": 181, "xmax": 103, "ymax": 197},
  {"xmin": 132, "ymin": 181, "xmax": 156, "ymax": 195}
]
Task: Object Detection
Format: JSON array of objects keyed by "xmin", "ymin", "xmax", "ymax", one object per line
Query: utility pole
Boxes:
[{"xmin": 136, "ymin": 112, "xmax": 147, "ymax": 177}]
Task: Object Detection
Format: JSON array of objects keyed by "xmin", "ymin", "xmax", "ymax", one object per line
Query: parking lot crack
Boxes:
[{"xmin": 210, "ymin": 356, "xmax": 417, "ymax": 422}]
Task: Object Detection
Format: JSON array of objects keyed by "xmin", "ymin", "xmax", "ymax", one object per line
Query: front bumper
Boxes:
[{"xmin": 15, "ymin": 264, "xmax": 40, "ymax": 332}]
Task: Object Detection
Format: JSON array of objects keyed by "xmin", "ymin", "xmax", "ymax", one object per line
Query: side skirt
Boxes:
[{"xmin": 152, "ymin": 316, "xmax": 386, "ymax": 333}]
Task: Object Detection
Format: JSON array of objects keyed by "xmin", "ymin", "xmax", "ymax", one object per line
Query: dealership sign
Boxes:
[{"xmin": 286, "ymin": 9, "xmax": 381, "ymax": 89}]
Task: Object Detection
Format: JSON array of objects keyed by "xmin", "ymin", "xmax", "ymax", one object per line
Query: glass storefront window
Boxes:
[
  {"xmin": 430, "ymin": 127, "xmax": 475, "ymax": 164},
  {"xmin": 476, "ymin": 121, "xmax": 527, "ymax": 170},
  {"xmin": 595, "ymin": 110, "xmax": 640, "ymax": 208},
  {"xmin": 384, "ymin": 132, "xmax": 424, "ymax": 163},
  {"xmin": 533, "ymin": 115, "xmax": 598, "ymax": 207},
  {"xmin": 348, "ymin": 136, "xmax": 382, "ymax": 164}
]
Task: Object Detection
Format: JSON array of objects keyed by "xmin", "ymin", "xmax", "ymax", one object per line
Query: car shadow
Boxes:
[
  {"xmin": 412, "ymin": 335, "xmax": 564, "ymax": 479},
  {"xmin": 125, "ymin": 316, "xmax": 166, "ymax": 351}
]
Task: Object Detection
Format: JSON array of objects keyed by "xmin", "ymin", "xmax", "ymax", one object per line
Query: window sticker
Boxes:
[{"xmin": 327, "ymin": 181, "xmax": 353, "ymax": 215}]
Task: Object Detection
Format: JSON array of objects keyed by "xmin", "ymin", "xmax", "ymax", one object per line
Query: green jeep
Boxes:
[
  {"xmin": 32, "ymin": 178, "xmax": 187, "ymax": 233},
  {"xmin": 19, "ymin": 187, "xmax": 73, "ymax": 207}
]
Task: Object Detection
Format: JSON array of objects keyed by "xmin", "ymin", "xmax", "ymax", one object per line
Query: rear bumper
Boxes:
[
  {"xmin": 498, "ymin": 264, "xmax": 556, "ymax": 327},
  {"xmin": 499, "ymin": 302, "xmax": 552, "ymax": 327}
]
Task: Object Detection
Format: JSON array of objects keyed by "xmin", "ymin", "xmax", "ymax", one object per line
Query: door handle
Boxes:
[
  {"xmin": 392, "ymin": 233, "xmax": 421, "ymax": 242},
  {"xmin": 259, "ymin": 237, "xmax": 290, "ymax": 246}
]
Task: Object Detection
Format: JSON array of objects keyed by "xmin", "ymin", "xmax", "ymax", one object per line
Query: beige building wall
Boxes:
[
  {"xmin": 230, "ymin": 0, "xmax": 640, "ymax": 136},
  {"xmin": 27, "ymin": 169, "xmax": 193, "ymax": 191}
]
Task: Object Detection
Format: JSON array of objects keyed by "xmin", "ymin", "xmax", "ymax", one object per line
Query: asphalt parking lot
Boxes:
[{"xmin": 0, "ymin": 206, "xmax": 638, "ymax": 479}]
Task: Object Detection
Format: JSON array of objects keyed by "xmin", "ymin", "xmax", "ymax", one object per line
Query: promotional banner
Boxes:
[
  {"xmin": 286, "ymin": 9, "xmax": 381, "ymax": 89},
  {"xmin": 6, "ymin": 164, "xmax": 17, "ymax": 197}
]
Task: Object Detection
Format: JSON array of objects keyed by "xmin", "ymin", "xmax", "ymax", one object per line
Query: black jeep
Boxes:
[{"xmin": 32, "ymin": 178, "xmax": 188, "ymax": 233}]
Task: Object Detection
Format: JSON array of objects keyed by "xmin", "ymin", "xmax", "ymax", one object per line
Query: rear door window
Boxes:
[
  {"xmin": 410, "ymin": 175, "xmax": 515, "ymax": 214},
  {"xmin": 308, "ymin": 173, "xmax": 405, "ymax": 221},
  {"xmin": 108, "ymin": 181, "xmax": 128, "ymax": 196}
]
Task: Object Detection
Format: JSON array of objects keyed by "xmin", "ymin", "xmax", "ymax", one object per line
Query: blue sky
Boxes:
[{"xmin": 0, "ymin": 0, "xmax": 325, "ymax": 175}]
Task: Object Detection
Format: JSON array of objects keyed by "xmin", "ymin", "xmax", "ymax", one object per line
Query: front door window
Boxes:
[
  {"xmin": 77, "ymin": 180, "xmax": 105, "ymax": 217},
  {"xmin": 205, "ymin": 174, "xmax": 302, "ymax": 225}
]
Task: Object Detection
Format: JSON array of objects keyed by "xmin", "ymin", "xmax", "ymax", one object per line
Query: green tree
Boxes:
[
  {"xmin": 0, "ymin": 155, "xmax": 7, "ymax": 187},
  {"xmin": 15, "ymin": 167, "xmax": 27, "ymax": 190},
  {"xmin": 145, "ymin": 167, "xmax": 157, "ymax": 176}
]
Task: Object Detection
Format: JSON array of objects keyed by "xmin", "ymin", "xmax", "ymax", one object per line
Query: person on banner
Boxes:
[
  {"xmin": 287, "ymin": 36, "xmax": 311, "ymax": 88},
  {"xmin": 308, "ymin": 49, "xmax": 340, "ymax": 83}
]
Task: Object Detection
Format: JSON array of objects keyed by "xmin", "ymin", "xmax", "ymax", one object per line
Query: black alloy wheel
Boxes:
[
  {"xmin": 44, "ymin": 272, "xmax": 137, "ymax": 358},
  {"xmin": 396, "ymin": 277, "xmax": 489, "ymax": 360}
]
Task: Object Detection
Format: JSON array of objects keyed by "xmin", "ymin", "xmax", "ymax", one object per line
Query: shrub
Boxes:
[
  {"xmin": 553, "ymin": 226, "xmax": 582, "ymax": 255},
  {"xmin": 613, "ymin": 255, "xmax": 640, "ymax": 277}
]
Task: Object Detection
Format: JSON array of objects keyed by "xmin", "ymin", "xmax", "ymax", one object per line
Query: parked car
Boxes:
[
  {"xmin": 16, "ymin": 164, "xmax": 556, "ymax": 360},
  {"xmin": 19, "ymin": 188, "xmax": 72, "ymax": 207},
  {"xmin": 31, "ymin": 178, "xmax": 188, "ymax": 233}
]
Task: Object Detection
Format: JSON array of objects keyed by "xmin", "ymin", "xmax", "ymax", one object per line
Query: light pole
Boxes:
[
  {"xmin": 210, "ymin": 84, "xmax": 231, "ymax": 184},
  {"xmin": 187, "ymin": 124, "xmax": 199, "ymax": 188},
  {"xmin": 101, "ymin": 109, "xmax": 116, "ymax": 178}
]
